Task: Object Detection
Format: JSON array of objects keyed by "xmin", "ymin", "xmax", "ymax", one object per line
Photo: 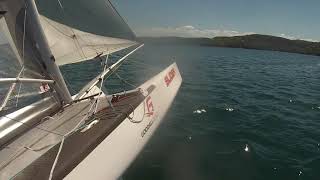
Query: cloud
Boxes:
[
  {"xmin": 279, "ymin": 33, "xmax": 319, "ymax": 42},
  {"xmin": 136, "ymin": 25, "xmax": 255, "ymax": 38},
  {"xmin": 279, "ymin": 33, "xmax": 296, "ymax": 40},
  {"xmin": 301, "ymin": 38, "xmax": 319, "ymax": 42}
]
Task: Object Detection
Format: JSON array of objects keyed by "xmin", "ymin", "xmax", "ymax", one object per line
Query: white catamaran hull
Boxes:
[
  {"xmin": 65, "ymin": 62, "xmax": 182, "ymax": 180},
  {"xmin": 0, "ymin": 63, "xmax": 181, "ymax": 179}
]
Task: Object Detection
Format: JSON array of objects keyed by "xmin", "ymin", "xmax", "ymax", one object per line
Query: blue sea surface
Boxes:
[{"xmin": 62, "ymin": 44, "xmax": 320, "ymax": 180}]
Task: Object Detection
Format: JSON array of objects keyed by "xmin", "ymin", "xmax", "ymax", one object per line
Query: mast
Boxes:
[
  {"xmin": 24, "ymin": 0, "xmax": 72, "ymax": 104},
  {"xmin": 0, "ymin": 0, "xmax": 73, "ymax": 104}
]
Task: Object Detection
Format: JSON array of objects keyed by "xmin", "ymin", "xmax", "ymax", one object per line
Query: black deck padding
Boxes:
[{"xmin": 12, "ymin": 92, "xmax": 145, "ymax": 180}]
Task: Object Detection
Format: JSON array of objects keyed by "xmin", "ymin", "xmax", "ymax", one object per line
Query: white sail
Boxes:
[{"xmin": 40, "ymin": 16, "xmax": 137, "ymax": 66}]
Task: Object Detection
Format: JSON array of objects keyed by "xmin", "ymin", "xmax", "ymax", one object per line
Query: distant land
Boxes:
[{"xmin": 139, "ymin": 34, "xmax": 320, "ymax": 56}]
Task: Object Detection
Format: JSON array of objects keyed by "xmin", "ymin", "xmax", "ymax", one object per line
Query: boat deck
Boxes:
[{"xmin": 0, "ymin": 89, "xmax": 145, "ymax": 179}]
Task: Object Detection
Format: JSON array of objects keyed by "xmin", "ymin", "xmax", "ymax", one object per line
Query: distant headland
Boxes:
[{"xmin": 139, "ymin": 34, "xmax": 320, "ymax": 56}]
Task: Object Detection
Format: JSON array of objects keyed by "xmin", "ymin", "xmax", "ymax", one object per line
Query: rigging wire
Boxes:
[
  {"xmin": 48, "ymin": 54, "xmax": 146, "ymax": 178},
  {"xmin": 0, "ymin": 67, "xmax": 24, "ymax": 111},
  {"xmin": 130, "ymin": 59, "xmax": 162, "ymax": 71},
  {"xmin": 47, "ymin": 4, "xmax": 138, "ymax": 173},
  {"xmin": 105, "ymin": 0, "xmax": 135, "ymax": 38},
  {"xmin": 97, "ymin": 55, "xmax": 116, "ymax": 111},
  {"xmin": 114, "ymin": 72, "xmax": 136, "ymax": 89},
  {"xmin": 0, "ymin": 100, "xmax": 93, "ymax": 169},
  {"xmin": 1, "ymin": 115, "xmax": 65, "ymax": 137},
  {"xmin": 49, "ymin": 99, "xmax": 97, "ymax": 180},
  {"xmin": 97, "ymin": 54, "xmax": 137, "ymax": 92},
  {"xmin": 14, "ymin": 5, "xmax": 28, "ymax": 108},
  {"xmin": 0, "ymin": 1, "xmax": 148, "ymax": 175},
  {"xmin": 93, "ymin": 53, "xmax": 109, "ymax": 113},
  {"xmin": 56, "ymin": 0, "xmax": 64, "ymax": 9}
]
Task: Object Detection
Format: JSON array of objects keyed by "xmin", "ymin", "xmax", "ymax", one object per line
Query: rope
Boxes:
[
  {"xmin": 0, "ymin": 67, "xmax": 24, "ymax": 111},
  {"xmin": 57, "ymin": 0, "xmax": 64, "ymax": 9},
  {"xmin": 93, "ymin": 53, "xmax": 109, "ymax": 114},
  {"xmin": 48, "ymin": 99, "xmax": 97, "ymax": 180},
  {"xmin": 0, "ymin": 99, "xmax": 94, "ymax": 170},
  {"xmin": 2, "ymin": 115, "xmax": 64, "ymax": 137},
  {"xmin": 105, "ymin": 0, "xmax": 134, "ymax": 38},
  {"xmin": 110, "ymin": 57, "xmax": 137, "ymax": 89},
  {"xmin": 127, "ymin": 102, "xmax": 146, "ymax": 124},
  {"xmin": 0, "ymin": 107, "xmax": 76, "ymax": 170},
  {"xmin": 132, "ymin": 60, "xmax": 162, "ymax": 71},
  {"xmin": 114, "ymin": 72, "xmax": 137, "ymax": 89},
  {"xmin": 47, "ymin": 66, "xmax": 144, "ymax": 178}
]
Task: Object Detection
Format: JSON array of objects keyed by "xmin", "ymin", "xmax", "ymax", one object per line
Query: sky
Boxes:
[{"xmin": 112, "ymin": 0, "xmax": 320, "ymax": 41}]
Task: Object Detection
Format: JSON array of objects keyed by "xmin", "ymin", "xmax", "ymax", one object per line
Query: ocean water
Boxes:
[{"xmin": 84, "ymin": 44, "xmax": 320, "ymax": 180}]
